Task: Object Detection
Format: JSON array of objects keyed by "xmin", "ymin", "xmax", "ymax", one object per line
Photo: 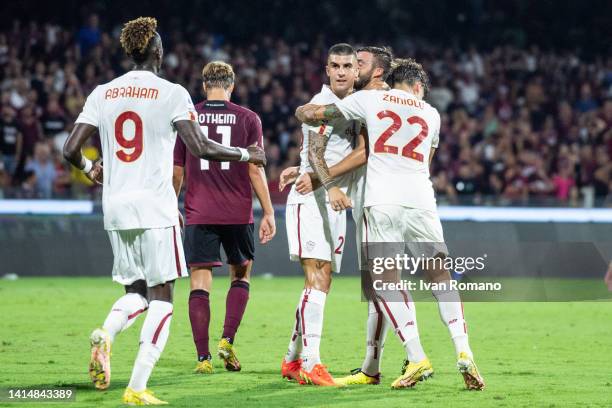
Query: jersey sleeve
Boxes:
[
  {"xmin": 431, "ymin": 109, "xmax": 441, "ymax": 149},
  {"xmin": 247, "ymin": 113, "xmax": 264, "ymax": 148},
  {"xmin": 173, "ymin": 135, "xmax": 187, "ymax": 167},
  {"xmin": 169, "ymin": 85, "xmax": 198, "ymax": 124},
  {"xmin": 335, "ymin": 91, "xmax": 368, "ymax": 121},
  {"xmin": 75, "ymin": 86, "xmax": 100, "ymax": 127}
]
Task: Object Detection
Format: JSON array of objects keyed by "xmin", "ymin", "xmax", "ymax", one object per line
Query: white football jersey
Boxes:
[
  {"xmin": 76, "ymin": 70, "xmax": 197, "ymax": 230},
  {"xmin": 287, "ymin": 85, "xmax": 359, "ymax": 204},
  {"xmin": 336, "ymin": 88, "xmax": 440, "ymax": 211}
]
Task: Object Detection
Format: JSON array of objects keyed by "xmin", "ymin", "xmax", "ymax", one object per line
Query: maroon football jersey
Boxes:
[{"xmin": 174, "ymin": 100, "xmax": 263, "ymax": 225}]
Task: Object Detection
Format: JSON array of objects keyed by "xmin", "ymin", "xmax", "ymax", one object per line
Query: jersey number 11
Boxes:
[{"xmin": 200, "ymin": 125, "xmax": 232, "ymax": 170}]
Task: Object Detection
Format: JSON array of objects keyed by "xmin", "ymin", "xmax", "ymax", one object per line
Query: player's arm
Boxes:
[
  {"xmin": 307, "ymin": 127, "xmax": 351, "ymax": 210},
  {"xmin": 429, "ymin": 147, "xmax": 436, "ymax": 167},
  {"xmin": 329, "ymin": 125, "xmax": 367, "ymax": 177},
  {"xmin": 296, "ymin": 103, "xmax": 344, "ymax": 126},
  {"xmin": 296, "ymin": 126, "xmax": 367, "ymax": 194},
  {"xmin": 175, "ymin": 120, "xmax": 265, "ymax": 165},
  {"xmin": 62, "ymin": 123, "xmax": 102, "ymax": 184},
  {"xmin": 249, "ymin": 164, "xmax": 276, "ymax": 244},
  {"xmin": 172, "ymin": 165, "xmax": 184, "ymax": 197}
]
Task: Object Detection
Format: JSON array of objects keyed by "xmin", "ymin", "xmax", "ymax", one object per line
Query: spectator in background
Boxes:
[
  {"xmin": 24, "ymin": 142, "xmax": 56, "ymax": 198},
  {"xmin": 19, "ymin": 105, "xmax": 44, "ymax": 159},
  {"xmin": 0, "ymin": 106, "xmax": 22, "ymax": 177},
  {"xmin": 76, "ymin": 14, "xmax": 101, "ymax": 57}
]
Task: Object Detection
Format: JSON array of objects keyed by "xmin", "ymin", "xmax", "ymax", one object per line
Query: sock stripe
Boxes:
[
  {"xmin": 291, "ymin": 306, "xmax": 300, "ymax": 341},
  {"xmin": 128, "ymin": 307, "xmax": 147, "ymax": 320},
  {"xmin": 230, "ymin": 280, "xmax": 250, "ymax": 291},
  {"xmin": 300, "ymin": 293, "xmax": 309, "ymax": 347},
  {"xmin": 297, "ymin": 204, "xmax": 302, "ymax": 258},
  {"xmin": 373, "ymin": 301, "xmax": 384, "ymax": 359},
  {"xmin": 377, "ymin": 296, "xmax": 405, "ymax": 343},
  {"xmin": 151, "ymin": 312, "xmax": 173, "ymax": 345},
  {"xmin": 172, "ymin": 226, "xmax": 182, "ymax": 277}
]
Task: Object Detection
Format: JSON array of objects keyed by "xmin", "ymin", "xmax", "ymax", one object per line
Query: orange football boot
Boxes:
[
  {"xmin": 281, "ymin": 358, "xmax": 303, "ymax": 383},
  {"xmin": 299, "ymin": 364, "xmax": 339, "ymax": 386}
]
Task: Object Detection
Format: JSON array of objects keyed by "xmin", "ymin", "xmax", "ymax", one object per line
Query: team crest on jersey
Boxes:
[{"xmin": 306, "ymin": 240, "xmax": 316, "ymax": 252}]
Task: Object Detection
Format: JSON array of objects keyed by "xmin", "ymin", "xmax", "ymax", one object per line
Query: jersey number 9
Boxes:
[{"xmin": 115, "ymin": 111, "xmax": 143, "ymax": 163}]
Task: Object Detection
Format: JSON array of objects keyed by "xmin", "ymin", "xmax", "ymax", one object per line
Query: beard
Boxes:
[{"xmin": 354, "ymin": 69, "xmax": 373, "ymax": 90}]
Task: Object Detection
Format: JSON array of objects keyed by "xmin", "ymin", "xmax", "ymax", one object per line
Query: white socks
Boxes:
[
  {"xmin": 296, "ymin": 289, "xmax": 327, "ymax": 372},
  {"xmin": 103, "ymin": 293, "xmax": 148, "ymax": 342},
  {"xmin": 376, "ymin": 292, "xmax": 427, "ymax": 362},
  {"xmin": 285, "ymin": 297, "xmax": 303, "ymax": 363},
  {"xmin": 432, "ymin": 283, "xmax": 472, "ymax": 358},
  {"xmin": 361, "ymin": 300, "xmax": 390, "ymax": 376},
  {"xmin": 128, "ymin": 300, "xmax": 173, "ymax": 392}
]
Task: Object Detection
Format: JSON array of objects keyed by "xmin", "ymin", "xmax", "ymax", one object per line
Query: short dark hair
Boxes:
[
  {"xmin": 328, "ymin": 43, "xmax": 356, "ymax": 57},
  {"xmin": 387, "ymin": 58, "xmax": 430, "ymax": 96},
  {"xmin": 356, "ymin": 46, "xmax": 394, "ymax": 80}
]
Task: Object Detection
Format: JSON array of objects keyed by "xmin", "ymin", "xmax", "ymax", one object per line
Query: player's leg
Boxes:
[
  {"xmin": 217, "ymin": 224, "xmax": 255, "ymax": 371},
  {"xmin": 125, "ymin": 280, "xmax": 175, "ymax": 405},
  {"xmin": 297, "ymin": 258, "xmax": 336, "ymax": 386},
  {"xmin": 185, "ymin": 224, "xmax": 221, "ymax": 374},
  {"xmin": 101, "ymin": 280, "xmax": 149, "ymax": 342},
  {"xmin": 123, "ymin": 226, "xmax": 187, "ymax": 405},
  {"xmin": 364, "ymin": 206, "xmax": 432, "ymax": 389},
  {"xmin": 283, "ymin": 201, "xmax": 340, "ymax": 386},
  {"xmin": 89, "ymin": 230, "xmax": 148, "ymax": 390},
  {"xmin": 282, "ymin": 203, "xmax": 305, "ymax": 381},
  {"xmin": 416, "ymin": 210, "xmax": 484, "ymax": 390}
]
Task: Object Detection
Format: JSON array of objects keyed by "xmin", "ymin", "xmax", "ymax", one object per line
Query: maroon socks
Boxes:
[
  {"xmin": 188, "ymin": 289, "xmax": 210, "ymax": 359},
  {"xmin": 222, "ymin": 280, "xmax": 250, "ymax": 342}
]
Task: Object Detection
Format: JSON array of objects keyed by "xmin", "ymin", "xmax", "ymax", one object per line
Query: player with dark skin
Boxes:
[{"xmin": 63, "ymin": 31, "xmax": 266, "ymax": 305}]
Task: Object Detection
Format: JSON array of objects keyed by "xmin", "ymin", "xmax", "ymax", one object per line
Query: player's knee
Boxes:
[
  {"xmin": 125, "ymin": 279, "xmax": 147, "ymax": 299},
  {"xmin": 230, "ymin": 261, "xmax": 252, "ymax": 281},
  {"xmin": 148, "ymin": 280, "xmax": 175, "ymax": 303}
]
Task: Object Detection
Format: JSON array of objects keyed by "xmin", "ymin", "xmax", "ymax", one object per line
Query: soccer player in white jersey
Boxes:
[
  {"xmin": 296, "ymin": 58, "xmax": 485, "ymax": 390},
  {"xmin": 279, "ymin": 43, "xmax": 365, "ymax": 386},
  {"xmin": 63, "ymin": 17, "xmax": 265, "ymax": 405}
]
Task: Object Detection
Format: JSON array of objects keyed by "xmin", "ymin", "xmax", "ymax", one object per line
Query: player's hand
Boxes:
[
  {"xmin": 295, "ymin": 104, "xmax": 320, "ymax": 126},
  {"xmin": 605, "ymin": 261, "xmax": 612, "ymax": 292},
  {"xmin": 259, "ymin": 212, "xmax": 276, "ymax": 244},
  {"xmin": 278, "ymin": 166, "xmax": 299, "ymax": 192},
  {"xmin": 86, "ymin": 159, "xmax": 103, "ymax": 185},
  {"xmin": 295, "ymin": 173, "xmax": 314, "ymax": 194},
  {"xmin": 328, "ymin": 186, "xmax": 352, "ymax": 211},
  {"xmin": 247, "ymin": 145, "xmax": 266, "ymax": 166}
]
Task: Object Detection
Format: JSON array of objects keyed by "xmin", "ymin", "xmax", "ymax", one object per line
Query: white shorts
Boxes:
[
  {"xmin": 107, "ymin": 226, "xmax": 189, "ymax": 287},
  {"xmin": 286, "ymin": 198, "xmax": 347, "ymax": 272},
  {"xmin": 363, "ymin": 205, "xmax": 448, "ymax": 257}
]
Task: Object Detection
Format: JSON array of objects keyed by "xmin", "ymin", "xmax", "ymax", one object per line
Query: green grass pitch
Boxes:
[{"xmin": 1, "ymin": 276, "xmax": 611, "ymax": 407}]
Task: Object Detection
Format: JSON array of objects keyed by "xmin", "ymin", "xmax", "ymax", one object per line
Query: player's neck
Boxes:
[
  {"xmin": 363, "ymin": 78, "xmax": 389, "ymax": 91},
  {"xmin": 331, "ymin": 87, "xmax": 352, "ymax": 99},
  {"xmin": 132, "ymin": 62, "xmax": 159, "ymax": 74},
  {"xmin": 206, "ymin": 89, "xmax": 230, "ymax": 101}
]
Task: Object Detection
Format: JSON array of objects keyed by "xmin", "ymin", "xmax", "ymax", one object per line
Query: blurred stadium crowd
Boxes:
[{"xmin": 0, "ymin": 15, "xmax": 611, "ymax": 206}]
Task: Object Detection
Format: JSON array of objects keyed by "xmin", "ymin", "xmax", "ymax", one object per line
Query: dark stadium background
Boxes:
[{"xmin": 0, "ymin": 0, "xmax": 610, "ymax": 277}]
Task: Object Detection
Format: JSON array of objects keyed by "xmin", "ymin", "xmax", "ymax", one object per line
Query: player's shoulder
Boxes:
[{"xmin": 227, "ymin": 101, "xmax": 261, "ymax": 121}]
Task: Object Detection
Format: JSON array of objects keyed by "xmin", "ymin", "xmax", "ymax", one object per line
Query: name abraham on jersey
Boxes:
[
  {"xmin": 198, "ymin": 113, "xmax": 237, "ymax": 125},
  {"xmin": 382, "ymin": 93, "xmax": 424, "ymax": 109},
  {"xmin": 104, "ymin": 87, "xmax": 159, "ymax": 100}
]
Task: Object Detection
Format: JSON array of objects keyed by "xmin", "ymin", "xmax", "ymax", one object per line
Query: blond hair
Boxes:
[
  {"xmin": 202, "ymin": 61, "xmax": 235, "ymax": 89},
  {"xmin": 120, "ymin": 17, "xmax": 157, "ymax": 61}
]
